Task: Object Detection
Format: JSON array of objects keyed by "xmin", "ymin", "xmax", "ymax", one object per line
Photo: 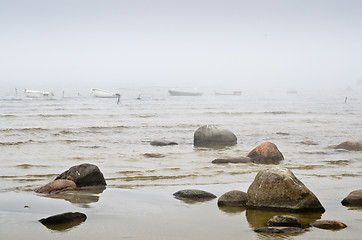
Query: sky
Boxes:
[{"xmin": 1, "ymin": 0, "xmax": 362, "ymax": 92}]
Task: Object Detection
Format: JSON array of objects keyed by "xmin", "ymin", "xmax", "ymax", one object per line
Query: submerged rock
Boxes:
[
  {"xmin": 247, "ymin": 142, "xmax": 284, "ymax": 164},
  {"xmin": 301, "ymin": 140, "xmax": 318, "ymax": 145},
  {"xmin": 150, "ymin": 140, "xmax": 178, "ymax": 146},
  {"xmin": 267, "ymin": 215, "xmax": 302, "ymax": 227},
  {"xmin": 193, "ymin": 125, "xmax": 237, "ymax": 147},
  {"xmin": 55, "ymin": 163, "xmax": 106, "ymax": 187},
  {"xmin": 310, "ymin": 220, "xmax": 347, "ymax": 230},
  {"xmin": 173, "ymin": 189, "xmax": 217, "ymax": 200},
  {"xmin": 254, "ymin": 226, "xmax": 304, "ymax": 234},
  {"xmin": 246, "ymin": 167, "xmax": 325, "ymax": 212},
  {"xmin": 212, "ymin": 157, "xmax": 251, "ymax": 164},
  {"xmin": 335, "ymin": 141, "xmax": 362, "ymax": 151},
  {"xmin": 218, "ymin": 190, "xmax": 247, "ymax": 207},
  {"xmin": 34, "ymin": 179, "xmax": 77, "ymax": 194},
  {"xmin": 341, "ymin": 189, "xmax": 362, "ymax": 206}
]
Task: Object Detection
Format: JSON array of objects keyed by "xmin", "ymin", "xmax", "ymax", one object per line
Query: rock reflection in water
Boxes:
[
  {"xmin": 39, "ymin": 186, "xmax": 105, "ymax": 208},
  {"xmin": 246, "ymin": 209, "xmax": 322, "ymax": 235},
  {"xmin": 218, "ymin": 206, "xmax": 246, "ymax": 215},
  {"xmin": 174, "ymin": 197, "xmax": 215, "ymax": 205}
]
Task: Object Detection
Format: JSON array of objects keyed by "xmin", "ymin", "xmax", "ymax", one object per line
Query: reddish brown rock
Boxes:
[
  {"xmin": 310, "ymin": 220, "xmax": 347, "ymax": 230},
  {"xmin": 247, "ymin": 142, "xmax": 284, "ymax": 164},
  {"xmin": 335, "ymin": 141, "xmax": 362, "ymax": 151},
  {"xmin": 34, "ymin": 179, "xmax": 77, "ymax": 194},
  {"xmin": 341, "ymin": 189, "xmax": 362, "ymax": 206}
]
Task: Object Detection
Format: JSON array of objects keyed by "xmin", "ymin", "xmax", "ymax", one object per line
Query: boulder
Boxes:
[
  {"xmin": 267, "ymin": 215, "xmax": 302, "ymax": 227},
  {"xmin": 246, "ymin": 167, "xmax": 325, "ymax": 212},
  {"xmin": 254, "ymin": 227, "xmax": 304, "ymax": 234},
  {"xmin": 150, "ymin": 140, "xmax": 178, "ymax": 146},
  {"xmin": 193, "ymin": 125, "xmax": 237, "ymax": 147},
  {"xmin": 39, "ymin": 212, "xmax": 87, "ymax": 231},
  {"xmin": 34, "ymin": 179, "xmax": 77, "ymax": 194},
  {"xmin": 212, "ymin": 157, "xmax": 251, "ymax": 164},
  {"xmin": 341, "ymin": 189, "xmax": 362, "ymax": 206},
  {"xmin": 39, "ymin": 212, "xmax": 87, "ymax": 225},
  {"xmin": 247, "ymin": 142, "xmax": 284, "ymax": 164},
  {"xmin": 335, "ymin": 141, "xmax": 362, "ymax": 151},
  {"xmin": 173, "ymin": 189, "xmax": 216, "ymax": 200},
  {"xmin": 55, "ymin": 163, "xmax": 106, "ymax": 187},
  {"xmin": 218, "ymin": 190, "xmax": 247, "ymax": 207},
  {"xmin": 310, "ymin": 220, "xmax": 347, "ymax": 230}
]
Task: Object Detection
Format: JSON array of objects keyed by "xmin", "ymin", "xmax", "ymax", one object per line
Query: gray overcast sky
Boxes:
[{"xmin": 1, "ymin": 0, "xmax": 361, "ymax": 91}]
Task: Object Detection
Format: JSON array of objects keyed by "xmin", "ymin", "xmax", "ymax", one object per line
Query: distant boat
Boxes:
[
  {"xmin": 214, "ymin": 91, "xmax": 242, "ymax": 96},
  {"xmin": 168, "ymin": 89, "xmax": 203, "ymax": 96},
  {"xmin": 24, "ymin": 89, "xmax": 54, "ymax": 98},
  {"xmin": 90, "ymin": 88, "xmax": 120, "ymax": 98}
]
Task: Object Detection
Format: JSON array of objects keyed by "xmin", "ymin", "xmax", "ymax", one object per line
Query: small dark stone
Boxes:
[
  {"xmin": 310, "ymin": 220, "xmax": 347, "ymax": 230},
  {"xmin": 212, "ymin": 157, "xmax": 251, "ymax": 164},
  {"xmin": 254, "ymin": 227, "xmax": 304, "ymax": 234},
  {"xmin": 150, "ymin": 140, "xmax": 178, "ymax": 146},
  {"xmin": 267, "ymin": 215, "xmax": 302, "ymax": 227},
  {"xmin": 173, "ymin": 189, "xmax": 216, "ymax": 199},
  {"xmin": 341, "ymin": 189, "xmax": 362, "ymax": 206},
  {"xmin": 301, "ymin": 140, "xmax": 318, "ymax": 145},
  {"xmin": 218, "ymin": 190, "xmax": 247, "ymax": 207},
  {"xmin": 39, "ymin": 212, "xmax": 87, "ymax": 225}
]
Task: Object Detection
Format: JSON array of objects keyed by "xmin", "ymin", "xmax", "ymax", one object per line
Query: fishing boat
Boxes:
[
  {"xmin": 168, "ymin": 89, "xmax": 203, "ymax": 96},
  {"xmin": 24, "ymin": 89, "xmax": 54, "ymax": 98},
  {"xmin": 90, "ymin": 88, "xmax": 120, "ymax": 98},
  {"xmin": 214, "ymin": 91, "xmax": 242, "ymax": 96}
]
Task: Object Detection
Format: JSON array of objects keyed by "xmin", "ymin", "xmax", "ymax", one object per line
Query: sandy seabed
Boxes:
[{"xmin": 0, "ymin": 182, "xmax": 361, "ymax": 240}]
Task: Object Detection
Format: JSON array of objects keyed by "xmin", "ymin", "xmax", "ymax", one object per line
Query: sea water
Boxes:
[{"xmin": 0, "ymin": 87, "xmax": 361, "ymax": 239}]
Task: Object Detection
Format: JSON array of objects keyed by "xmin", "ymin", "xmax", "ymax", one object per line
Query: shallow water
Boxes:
[{"xmin": 0, "ymin": 87, "xmax": 361, "ymax": 239}]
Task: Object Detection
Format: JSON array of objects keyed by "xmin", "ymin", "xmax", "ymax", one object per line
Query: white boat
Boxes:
[
  {"xmin": 214, "ymin": 91, "xmax": 242, "ymax": 96},
  {"xmin": 168, "ymin": 89, "xmax": 203, "ymax": 96},
  {"xmin": 90, "ymin": 88, "xmax": 120, "ymax": 98},
  {"xmin": 24, "ymin": 89, "xmax": 54, "ymax": 98}
]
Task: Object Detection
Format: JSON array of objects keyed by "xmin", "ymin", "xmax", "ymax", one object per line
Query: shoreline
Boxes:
[{"xmin": 1, "ymin": 182, "xmax": 361, "ymax": 240}]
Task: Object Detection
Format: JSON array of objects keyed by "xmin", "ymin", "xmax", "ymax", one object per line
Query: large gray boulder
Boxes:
[
  {"xmin": 194, "ymin": 125, "xmax": 237, "ymax": 147},
  {"xmin": 335, "ymin": 141, "xmax": 362, "ymax": 151},
  {"xmin": 55, "ymin": 163, "xmax": 106, "ymax": 187},
  {"xmin": 247, "ymin": 142, "xmax": 284, "ymax": 164},
  {"xmin": 246, "ymin": 167, "xmax": 325, "ymax": 212}
]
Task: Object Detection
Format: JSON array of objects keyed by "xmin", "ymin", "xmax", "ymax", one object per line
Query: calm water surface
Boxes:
[{"xmin": 0, "ymin": 87, "xmax": 361, "ymax": 239}]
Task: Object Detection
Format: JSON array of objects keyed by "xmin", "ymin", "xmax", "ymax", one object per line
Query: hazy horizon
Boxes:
[{"xmin": 1, "ymin": 0, "xmax": 361, "ymax": 92}]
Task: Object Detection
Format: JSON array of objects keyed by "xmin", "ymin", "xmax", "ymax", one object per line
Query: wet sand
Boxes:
[{"xmin": 1, "ymin": 181, "xmax": 361, "ymax": 240}]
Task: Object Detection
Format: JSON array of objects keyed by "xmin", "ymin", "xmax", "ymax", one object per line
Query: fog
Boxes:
[{"xmin": 1, "ymin": 0, "xmax": 361, "ymax": 92}]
